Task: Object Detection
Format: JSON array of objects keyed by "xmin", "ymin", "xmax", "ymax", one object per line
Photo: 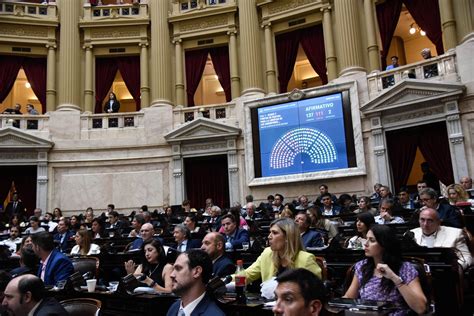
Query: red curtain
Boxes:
[
  {"xmin": 22, "ymin": 57, "xmax": 47, "ymax": 113},
  {"xmin": 117, "ymin": 56, "xmax": 141, "ymax": 111},
  {"xmin": 386, "ymin": 128, "xmax": 419, "ymax": 192},
  {"xmin": 418, "ymin": 122, "xmax": 454, "ymax": 185},
  {"xmin": 403, "ymin": 0, "xmax": 444, "ymax": 55},
  {"xmin": 184, "ymin": 155, "xmax": 230, "ymax": 210},
  {"xmin": 209, "ymin": 46, "xmax": 231, "ymax": 102},
  {"xmin": 185, "ymin": 49, "xmax": 209, "ymax": 107},
  {"xmin": 300, "ymin": 24, "xmax": 328, "ymax": 85},
  {"xmin": 95, "ymin": 58, "xmax": 118, "ymax": 113},
  {"xmin": 275, "ymin": 30, "xmax": 301, "ymax": 93},
  {"xmin": 376, "ymin": 0, "xmax": 403, "ymax": 69},
  {"xmin": 0, "ymin": 55, "xmax": 23, "ymax": 103}
]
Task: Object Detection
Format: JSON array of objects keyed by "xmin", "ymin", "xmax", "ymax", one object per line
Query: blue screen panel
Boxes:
[{"xmin": 257, "ymin": 93, "xmax": 348, "ymax": 177}]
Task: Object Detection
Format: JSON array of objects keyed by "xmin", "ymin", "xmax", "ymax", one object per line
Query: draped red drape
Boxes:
[
  {"xmin": 418, "ymin": 122, "xmax": 453, "ymax": 185},
  {"xmin": 116, "ymin": 56, "xmax": 141, "ymax": 111},
  {"xmin": 0, "ymin": 56, "xmax": 23, "ymax": 103},
  {"xmin": 209, "ymin": 46, "xmax": 231, "ymax": 102},
  {"xmin": 184, "ymin": 155, "xmax": 230, "ymax": 210},
  {"xmin": 95, "ymin": 58, "xmax": 119, "ymax": 113},
  {"xmin": 403, "ymin": 0, "xmax": 444, "ymax": 55},
  {"xmin": 185, "ymin": 49, "xmax": 209, "ymax": 107},
  {"xmin": 376, "ymin": 0, "xmax": 403, "ymax": 69},
  {"xmin": 386, "ymin": 128, "xmax": 419, "ymax": 192},
  {"xmin": 300, "ymin": 24, "xmax": 328, "ymax": 85},
  {"xmin": 275, "ymin": 30, "xmax": 301, "ymax": 93},
  {"xmin": 22, "ymin": 57, "xmax": 47, "ymax": 113}
]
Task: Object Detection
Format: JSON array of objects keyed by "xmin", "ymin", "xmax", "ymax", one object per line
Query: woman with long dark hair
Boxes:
[
  {"xmin": 347, "ymin": 212, "xmax": 375, "ymax": 249},
  {"xmin": 344, "ymin": 225, "xmax": 426, "ymax": 315},
  {"xmin": 124, "ymin": 239, "xmax": 172, "ymax": 292},
  {"xmin": 103, "ymin": 92, "xmax": 120, "ymax": 113}
]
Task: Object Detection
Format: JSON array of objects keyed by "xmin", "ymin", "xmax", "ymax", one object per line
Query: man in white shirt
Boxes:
[
  {"xmin": 166, "ymin": 249, "xmax": 224, "ymax": 316},
  {"xmin": 0, "ymin": 226, "xmax": 22, "ymax": 254},
  {"xmin": 43, "ymin": 212, "xmax": 58, "ymax": 233},
  {"xmin": 411, "ymin": 208, "xmax": 472, "ymax": 270}
]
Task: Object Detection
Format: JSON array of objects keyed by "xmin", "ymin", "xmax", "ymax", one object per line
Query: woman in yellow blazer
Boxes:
[{"xmin": 244, "ymin": 218, "xmax": 321, "ymax": 283}]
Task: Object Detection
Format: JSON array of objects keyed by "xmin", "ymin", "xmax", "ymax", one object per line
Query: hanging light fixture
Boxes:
[
  {"xmin": 25, "ymin": 82, "xmax": 31, "ymax": 88},
  {"xmin": 420, "ymin": 30, "xmax": 426, "ymax": 36},
  {"xmin": 409, "ymin": 23, "xmax": 416, "ymax": 35}
]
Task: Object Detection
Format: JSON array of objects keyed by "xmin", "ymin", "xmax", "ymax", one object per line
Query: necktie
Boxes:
[
  {"xmin": 177, "ymin": 308, "xmax": 185, "ymax": 316},
  {"xmin": 40, "ymin": 263, "xmax": 46, "ymax": 280},
  {"xmin": 13, "ymin": 202, "xmax": 17, "ymax": 210}
]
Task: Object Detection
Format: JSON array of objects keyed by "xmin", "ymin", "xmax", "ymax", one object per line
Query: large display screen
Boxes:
[{"xmin": 251, "ymin": 91, "xmax": 356, "ymax": 178}]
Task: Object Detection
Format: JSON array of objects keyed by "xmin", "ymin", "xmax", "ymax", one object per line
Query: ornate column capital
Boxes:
[
  {"xmin": 82, "ymin": 44, "xmax": 93, "ymax": 50},
  {"xmin": 45, "ymin": 43, "xmax": 57, "ymax": 50},
  {"xmin": 139, "ymin": 42, "xmax": 149, "ymax": 48},
  {"xmin": 261, "ymin": 20, "xmax": 271, "ymax": 29},
  {"xmin": 172, "ymin": 37, "xmax": 182, "ymax": 44},
  {"xmin": 321, "ymin": 5, "xmax": 332, "ymax": 13}
]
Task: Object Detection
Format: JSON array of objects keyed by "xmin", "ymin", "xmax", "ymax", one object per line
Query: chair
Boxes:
[
  {"xmin": 70, "ymin": 256, "xmax": 100, "ymax": 279},
  {"xmin": 314, "ymin": 256, "xmax": 328, "ymax": 281},
  {"xmin": 60, "ymin": 298, "xmax": 101, "ymax": 316}
]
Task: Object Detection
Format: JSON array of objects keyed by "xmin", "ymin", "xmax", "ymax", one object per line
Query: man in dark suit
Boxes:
[
  {"xmin": 167, "ymin": 249, "xmax": 224, "ymax": 316},
  {"xmin": 3, "ymin": 192, "xmax": 25, "ymax": 221},
  {"xmin": 2, "ymin": 274, "xmax": 68, "ymax": 316},
  {"xmin": 220, "ymin": 214, "xmax": 249, "ymax": 251},
  {"xmin": 53, "ymin": 219, "xmax": 74, "ymax": 253},
  {"xmin": 30, "ymin": 232, "xmax": 74, "ymax": 287},
  {"xmin": 200, "ymin": 232, "xmax": 235, "ymax": 278},
  {"xmin": 107, "ymin": 210, "xmax": 126, "ymax": 236},
  {"xmin": 295, "ymin": 212, "xmax": 324, "ymax": 248},
  {"xmin": 173, "ymin": 224, "xmax": 201, "ymax": 252}
]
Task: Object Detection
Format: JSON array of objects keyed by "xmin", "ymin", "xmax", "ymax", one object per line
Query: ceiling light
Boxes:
[
  {"xmin": 409, "ymin": 24, "xmax": 416, "ymax": 35},
  {"xmin": 25, "ymin": 82, "xmax": 31, "ymax": 88},
  {"xmin": 420, "ymin": 30, "xmax": 426, "ymax": 36}
]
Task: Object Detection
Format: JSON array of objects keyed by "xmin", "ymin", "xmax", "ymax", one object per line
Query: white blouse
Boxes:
[{"xmin": 70, "ymin": 243, "xmax": 101, "ymax": 255}]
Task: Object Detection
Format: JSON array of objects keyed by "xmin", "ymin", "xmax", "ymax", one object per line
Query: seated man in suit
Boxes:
[
  {"xmin": 200, "ymin": 232, "xmax": 235, "ymax": 278},
  {"xmin": 107, "ymin": 210, "xmax": 126, "ymax": 235},
  {"xmin": 53, "ymin": 218, "xmax": 74, "ymax": 253},
  {"xmin": 295, "ymin": 212, "xmax": 324, "ymax": 248},
  {"xmin": 128, "ymin": 222, "xmax": 155, "ymax": 251},
  {"xmin": 418, "ymin": 188, "xmax": 462, "ymax": 228},
  {"xmin": 398, "ymin": 186, "xmax": 416, "ymax": 210},
  {"xmin": 319, "ymin": 193, "xmax": 342, "ymax": 217},
  {"xmin": 30, "ymin": 232, "xmax": 74, "ymax": 286},
  {"xmin": 173, "ymin": 224, "xmax": 201, "ymax": 252},
  {"xmin": 411, "ymin": 208, "xmax": 472, "ymax": 270},
  {"xmin": 167, "ymin": 249, "xmax": 224, "ymax": 316},
  {"xmin": 2, "ymin": 274, "xmax": 68, "ymax": 316},
  {"xmin": 220, "ymin": 214, "xmax": 249, "ymax": 251},
  {"xmin": 243, "ymin": 202, "xmax": 262, "ymax": 221}
]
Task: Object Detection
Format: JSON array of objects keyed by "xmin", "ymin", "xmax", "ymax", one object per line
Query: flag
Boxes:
[{"xmin": 3, "ymin": 181, "xmax": 16, "ymax": 210}]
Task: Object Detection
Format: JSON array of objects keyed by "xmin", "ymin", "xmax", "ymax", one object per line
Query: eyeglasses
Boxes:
[{"xmin": 420, "ymin": 198, "xmax": 433, "ymax": 202}]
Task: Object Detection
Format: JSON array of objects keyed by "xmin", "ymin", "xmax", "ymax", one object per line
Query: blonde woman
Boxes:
[
  {"xmin": 71, "ymin": 229, "xmax": 100, "ymax": 256},
  {"xmin": 243, "ymin": 218, "xmax": 321, "ymax": 283}
]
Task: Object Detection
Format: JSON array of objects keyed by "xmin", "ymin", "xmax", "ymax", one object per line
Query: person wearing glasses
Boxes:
[{"xmin": 417, "ymin": 188, "xmax": 462, "ymax": 228}]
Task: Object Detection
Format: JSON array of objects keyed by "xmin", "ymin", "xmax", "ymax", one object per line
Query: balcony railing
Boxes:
[
  {"xmin": 171, "ymin": 0, "xmax": 235, "ymax": 15},
  {"xmin": 367, "ymin": 51, "xmax": 458, "ymax": 99},
  {"xmin": 172, "ymin": 102, "xmax": 235, "ymax": 127},
  {"xmin": 0, "ymin": 1, "xmax": 57, "ymax": 19},
  {"xmin": 0, "ymin": 114, "xmax": 49, "ymax": 131},
  {"xmin": 80, "ymin": 112, "xmax": 144, "ymax": 130},
  {"xmin": 82, "ymin": 0, "xmax": 148, "ymax": 21}
]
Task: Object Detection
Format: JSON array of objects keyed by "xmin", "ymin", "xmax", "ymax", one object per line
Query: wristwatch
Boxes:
[{"xmin": 394, "ymin": 276, "xmax": 404, "ymax": 287}]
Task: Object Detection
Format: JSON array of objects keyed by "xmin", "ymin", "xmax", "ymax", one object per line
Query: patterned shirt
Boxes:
[{"xmin": 354, "ymin": 259, "xmax": 418, "ymax": 316}]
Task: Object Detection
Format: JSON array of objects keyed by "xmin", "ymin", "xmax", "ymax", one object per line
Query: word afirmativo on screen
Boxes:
[{"xmin": 257, "ymin": 93, "xmax": 349, "ymax": 177}]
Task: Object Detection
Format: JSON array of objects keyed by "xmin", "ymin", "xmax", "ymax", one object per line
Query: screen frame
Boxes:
[{"xmin": 244, "ymin": 81, "xmax": 366, "ymax": 186}]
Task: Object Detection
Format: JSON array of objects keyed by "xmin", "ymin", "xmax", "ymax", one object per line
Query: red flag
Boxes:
[{"xmin": 3, "ymin": 181, "xmax": 16, "ymax": 210}]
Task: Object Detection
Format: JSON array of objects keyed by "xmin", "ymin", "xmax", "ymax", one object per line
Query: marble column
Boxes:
[
  {"xmin": 171, "ymin": 145, "xmax": 184, "ymax": 205},
  {"xmin": 439, "ymin": 0, "xmax": 458, "ymax": 50},
  {"xmin": 453, "ymin": 0, "xmax": 474, "ymax": 43},
  {"xmin": 84, "ymin": 44, "xmax": 94, "ymax": 113},
  {"xmin": 139, "ymin": 42, "xmax": 150, "ymax": 108},
  {"xmin": 173, "ymin": 38, "xmax": 185, "ymax": 106},
  {"xmin": 262, "ymin": 21, "xmax": 277, "ymax": 94},
  {"xmin": 227, "ymin": 148, "xmax": 240, "ymax": 206},
  {"xmin": 45, "ymin": 43, "xmax": 56, "ymax": 112},
  {"xmin": 36, "ymin": 152, "xmax": 48, "ymax": 214},
  {"xmin": 56, "ymin": 0, "xmax": 82, "ymax": 111},
  {"xmin": 149, "ymin": 1, "xmax": 173, "ymax": 107},
  {"xmin": 334, "ymin": 0, "xmax": 366, "ymax": 75},
  {"xmin": 363, "ymin": 0, "xmax": 381, "ymax": 72},
  {"xmin": 228, "ymin": 29, "xmax": 241, "ymax": 99},
  {"xmin": 321, "ymin": 6, "xmax": 338, "ymax": 81},
  {"xmin": 238, "ymin": 0, "xmax": 264, "ymax": 95},
  {"xmin": 445, "ymin": 101, "xmax": 468, "ymax": 181}
]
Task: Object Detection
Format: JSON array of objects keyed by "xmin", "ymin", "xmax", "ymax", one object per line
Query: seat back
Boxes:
[
  {"xmin": 314, "ymin": 256, "xmax": 328, "ymax": 281},
  {"xmin": 70, "ymin": 256, "xmax": 99, "ymax": 279},
  {"xmin": 60, "ymin": 298, "xmax": 101, "ymax": 316}
]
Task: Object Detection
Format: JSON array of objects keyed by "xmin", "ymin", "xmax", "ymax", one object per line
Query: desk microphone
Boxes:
[{"xmin": 207, "ymin": 275, "xmax": 232, "ymax": 295}]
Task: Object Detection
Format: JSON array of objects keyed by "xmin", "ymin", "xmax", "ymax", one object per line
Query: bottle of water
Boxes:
[{"xmin": 234, "ymin": 260, "xmax": 247, "ymax": 303}]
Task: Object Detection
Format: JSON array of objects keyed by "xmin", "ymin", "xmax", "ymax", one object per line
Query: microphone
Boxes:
[{"xmin": 206, "ymin": 275, "xmax": 233, "ymax": 297}]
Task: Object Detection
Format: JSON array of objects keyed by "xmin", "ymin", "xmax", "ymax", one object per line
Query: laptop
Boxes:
[{"xmin": 328, "ymin": 298, "xmax": 389, "ymax": 311}]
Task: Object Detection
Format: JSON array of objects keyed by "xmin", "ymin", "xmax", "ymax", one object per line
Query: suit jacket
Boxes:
[
  {"xmin": 320, "ymin": 205, "xmax": 342, "ymax": 216},
  {"xmin": 301, "ymin": 229, "xmax": 324, "ymax": 248},
  {"xmin": 38, "ymin": 249, "xmax": 74, "ymax": 286},
  {"xmin": 176, "ymin": 239, "xmax": 202, "ymax": 252},
  {"xmin": 437, "ymin": 203, "xmax": 462, "ymax": 228},
  {"xmin": 166, "ymin": 293, "xmax": 225, "ymax": 316},
  {"xmin": 54, "ymin": 230, "xmax": 75, "ymax": 253},
  {"xmin": 223, "ymin": 228, "xmax": 249, "ymax": 250},
  {"xmin": 244, "ymin": 247, "xmax": 321, "ymax": 283},
  {"xmin": 4, "ymin": 200, "xmax": 25, "ymax": 219},
  {"xmin": 212, "ymin": 254, "xmax": 235, "ymax": 278},
  {"xmin": 411, "ymin": 226, "xmax": 472, "ymax": 269},
  {"xmin": 103, "ymin": 100, "xmax": 120, "ymax": 113},
  {"xmin": 33, "ymin": 297, "xmax": 68, "ymax": 316}
]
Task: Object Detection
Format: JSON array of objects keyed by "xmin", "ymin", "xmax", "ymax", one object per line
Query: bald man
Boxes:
[
  {"xmin": 411, "ymin": 208, "xmax": 472, "ymax": 269},
  {"xmin": 2, "ymin": 275, "xmax": 67, "ymax": 316},
  {"xmin": 128, "ymin": 222, "xmax": 155, "ymax": 251},
  {"xmin": 201, "ymin": 232, "xmax": 235, "ymax": 278}
]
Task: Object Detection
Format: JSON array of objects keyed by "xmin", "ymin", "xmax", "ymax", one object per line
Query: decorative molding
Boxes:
[
  {"xmin": 181, "ymin": 142, "xmax": 227, "ymax": 153},
  {"xmin": 446, "ymin": 114, "xmax": 460, "ymax": 121},
  {"xmin": 229, "ymin": 167, "xmax": 239, "ymax": 173},
  {"xmin": 0, "ymin": 24, "xmax": 48, "ymax": 38},
  {"xmin": 374, "ymin": 149, "xmax": 385, "ymax": 156},
  {"xmin": 0, "ymin": 152, "xmax": 38, "ymax": 160},
  {"xmin": 449, "ymin": 136, "xmax": 464, "ymax": 144},
  {"xmin": 383, "ymin": 106, "xmax": 444, "ymax": 125},
  {"xmin": 90, "ymin": 29, "xmax": 140, "ymax": 39},
  {"xmin": 179, "ymin": 16, "xmax": 227, "ymax": 32},
  {"xmin": 266, "ymin": 0, "xmax": 317, "ymax": 15}
]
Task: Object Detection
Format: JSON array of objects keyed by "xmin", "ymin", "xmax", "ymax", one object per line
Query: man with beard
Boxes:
[{"xmin": 167, "ymin": 249, "xmax": 224, "ymax": 316}]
